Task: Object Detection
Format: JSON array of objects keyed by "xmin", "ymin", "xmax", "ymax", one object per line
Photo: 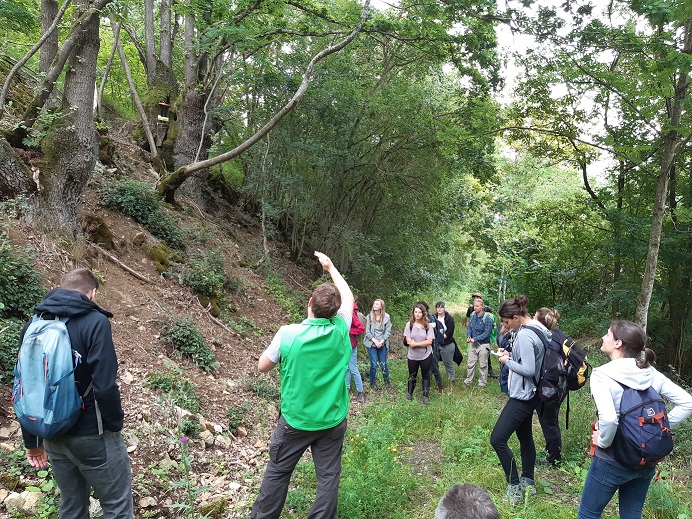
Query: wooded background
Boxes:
[{"xmin": 1, "ymin": 0, "xmax": 690, "ymax": 379}]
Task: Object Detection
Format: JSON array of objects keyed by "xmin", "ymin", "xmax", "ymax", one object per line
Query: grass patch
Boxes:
[{"xmin": 247, "ymin": 357, "xmax": 692, "ymax": 518}]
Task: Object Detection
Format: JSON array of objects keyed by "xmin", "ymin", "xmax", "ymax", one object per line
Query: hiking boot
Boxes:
[
  {"xmin": 405, "ymin": 393, "xmax": 413, "ymax": 401},
  {"xmin": 436, "ymin": 386, "xmax": 443, "ymax": 394},
  {"xmin": 356, "ymin": 392, "xmax": 364, "ymax": 403},
  {"xmin": 384, "ymin": 379, "xmax": 391, "ymax": 389},
  {"xmin": 422, "ymin": 396, "xmax": 429, "ymax": 404},
  {"xmin": 370, "ymin": 381, "xmax": 377, "ymax": 390},
  {"xmin": 504, "ymin": 484, "xmax": 524, "ymax": 506},
  {"xmin": 519, "ymin": 476, "xmax": 536, "ymax": 496}
]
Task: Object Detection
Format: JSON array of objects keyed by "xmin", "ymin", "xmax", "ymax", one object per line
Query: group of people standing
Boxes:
[
  {"xmin": 345, "ymin": 294, "xmax": 503, "ymax": 405},
  {"xmin": 249, "ymin": 256, "xmax": 692, "ymax": 519}
]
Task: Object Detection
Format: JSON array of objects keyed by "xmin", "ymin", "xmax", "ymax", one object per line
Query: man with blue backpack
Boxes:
[{"xmin": 14, "ymin": 269, "xmax": 133, "ymax": 518}]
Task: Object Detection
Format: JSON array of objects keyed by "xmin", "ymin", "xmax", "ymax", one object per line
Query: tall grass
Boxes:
[{"xmin": 251, "ymin": 354, "xmax": 692, "ymax": 518}]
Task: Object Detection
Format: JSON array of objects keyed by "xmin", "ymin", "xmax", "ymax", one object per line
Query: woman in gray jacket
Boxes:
[
  {"xmin": 364, "ymin": 299, "xmax": 392, "ymax": 389},
  {"xmin": 490, "ymin": 295, "xmax": 549, "ymax": 506}
]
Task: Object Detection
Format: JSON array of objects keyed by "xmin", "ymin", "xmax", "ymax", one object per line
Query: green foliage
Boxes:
[
  {"xmin": 0, "ymin": 0, "xmax": 38, "ymax": 35},
  {"xmin": 145, "ymin": 368, "xmax": 201, "ymax": 413},
  {"xmin": 243, "ymin": 376, "xmax": 280, "ymax": 401},
  {"xmin": 263, "ymin": 271, "xmax": 304, "ymax": 322},
  {"xmin": 0, "ymin": 318, "xmax": 22, "ymax": 384},
  {"xmin": 178, "ymin": 417, "xmax": 201, "ymax": 438},
  {"xmin": 226, "ymin": 401, "xmax": 251, "ymax": 434},
  {"xmin": 0, "ymin": 234, "xmax": 44, "ymax": 320},
  {"xmin": 181, "ymin": 250, "xmax": 227, "ymax": 298},
  {"xmin": 99, "ymin": 180, "xmax": 184, "ymax": 246},
  {"xmin": 160, "ymin": 318, "xmax": 216, "ymax": 371}
]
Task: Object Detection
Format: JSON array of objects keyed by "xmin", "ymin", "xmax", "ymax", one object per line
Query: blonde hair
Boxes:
[
  {"xmin": 371, "ymin": 299, "xmax": 386, "ymax": 327},
  {"xmin": 535, "ymin": 307, "xmax": 560, "ymax": 330}
]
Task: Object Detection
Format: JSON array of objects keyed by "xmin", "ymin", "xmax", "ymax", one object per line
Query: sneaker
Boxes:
[
  {"xmin": 356, "ymin": 392, "xmax": 364, "ymax": 403},
  {"xmin": 436, "ymin": 386, "xmax": 443, "ymax": 394},
  {"xmin": 504, "ymin": 484, "xmax": 524, "ymax": 506},
  {"xmin": 422, "ymin": 396, "xmax": 429, "ymax": 404},
  {"xmin": 405, "ymin": 393, "xmax": 413, "ymax": 401},
  {"xmin": 519, "ymin": 476, "xmax": 536, "ymax": 496}
]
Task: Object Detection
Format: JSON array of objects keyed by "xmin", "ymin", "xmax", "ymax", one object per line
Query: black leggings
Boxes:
[
  {"xmin": 408, "ymin": 354, "xmax": 433, "ymax": 383},
  {"xmin": 490, "ymin": 396, "xmax": 539, "ymax": 485}
]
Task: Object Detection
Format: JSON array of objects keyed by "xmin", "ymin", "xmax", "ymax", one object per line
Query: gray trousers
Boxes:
[
  {"xmin": 251, "ymin": 415, "xmax": 347, "ymax": 519},
  {"xmin": 44, "ymin": 431, "xmax": 133, "ymax": 519},
  {"xmin": 439, "ymin": 343, "xmax": 457, "ymax": 380}
]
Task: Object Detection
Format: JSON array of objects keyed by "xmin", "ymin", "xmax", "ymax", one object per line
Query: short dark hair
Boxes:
[
  {"xmin": 435, "ymin": 484, "xmax": 499, "ymax": 519},
  {"xmin": 436, "ymin": 301, "xmax": 445, "ymax": 309},
  {"xmin": 60, "ymin": 269, "xmax": 99, "ymax": 295},
  {"xmin": 416, "ymin": 300, "xmax": 430, "ymax": 312},
  {"xmin": 310, "ymin": 283, "xmax": 341, "ymax": 318}
]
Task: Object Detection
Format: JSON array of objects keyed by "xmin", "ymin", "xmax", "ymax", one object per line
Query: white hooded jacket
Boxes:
[{"xmin": 592, "ymin": 358, "xmax": 692, "ymax": 451}]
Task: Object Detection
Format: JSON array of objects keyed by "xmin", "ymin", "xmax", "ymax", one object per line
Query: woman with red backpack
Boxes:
[{"xmin": 578, "ymin": 320, "xmax": 692, "ymax": 518}]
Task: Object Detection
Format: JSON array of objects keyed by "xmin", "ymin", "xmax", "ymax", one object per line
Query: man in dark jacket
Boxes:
[{"xmin": 21, "ymin": 268, "xmax": 133, "ymax": 518}]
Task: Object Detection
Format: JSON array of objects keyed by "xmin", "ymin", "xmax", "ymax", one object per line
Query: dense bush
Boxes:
[
  {"xmin": 0, "ymin": 234, "xmax": 44, "ymax": 319},
  {"xmin": 160, "ymin": 318, "xmax": 216, "ymax": 371},
  {"xmin": 182, "ymin": 250, "xmax": 227, "ymax": 298},
  {"xmin": 99, "ymin": 179, "xmax": 184, "ymax": 246}
]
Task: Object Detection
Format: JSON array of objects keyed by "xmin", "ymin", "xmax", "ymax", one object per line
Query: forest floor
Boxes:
[{"xmin": 0, "ymin": 123, "xmax": 396, "ymax": 518}]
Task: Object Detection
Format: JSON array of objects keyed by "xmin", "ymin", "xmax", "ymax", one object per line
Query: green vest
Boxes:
[{"xmin": 279, "ymin": 316, "xmax": 351, "ymax": 431}]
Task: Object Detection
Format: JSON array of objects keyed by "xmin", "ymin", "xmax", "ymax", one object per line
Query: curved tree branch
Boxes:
[
  {"xmin": 157, "ymin": 0, "xmax": 372, "ymax": 204},
  {"xmin": 0, "ymin": 0, "xmax": 72, "ymax": 119}
]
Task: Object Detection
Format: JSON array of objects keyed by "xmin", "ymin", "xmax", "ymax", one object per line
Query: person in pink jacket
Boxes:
[{"xmin": 346, "ymin": 303, "xmax": 366, "ymax": 403}]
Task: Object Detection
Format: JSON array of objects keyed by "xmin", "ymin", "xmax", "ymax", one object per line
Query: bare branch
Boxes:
[{"xmin": 0, "ymin": 0, "xmax": 72, "ymax": 118}]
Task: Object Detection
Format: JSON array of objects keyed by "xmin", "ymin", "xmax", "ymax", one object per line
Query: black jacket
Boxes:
[
  {"xmin": 20, "ymin": 288, "xmax": 124, "ymax": 448},
  {"xmin": 439, "ymin": 311, "xmax": 455, "ymax": 346}
]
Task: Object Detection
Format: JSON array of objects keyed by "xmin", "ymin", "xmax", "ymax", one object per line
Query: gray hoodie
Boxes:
[
  {"xmin": 505, "ymin": 320, "xmax": 551, "ymax": 400},
  {"xmin": 592, "ymin": 358, "xmax": 692, "ymax": 451}
]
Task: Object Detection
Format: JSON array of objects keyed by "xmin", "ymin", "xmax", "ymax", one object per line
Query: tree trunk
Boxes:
[
  {"xmin": 5, "ymin": 0, "xmax": 112, "ymax": 146},
  {"xmin": 160, "ymin": 0, "xmax": 172, "ymax": 70},
  {"xmin": 0, "ymin": 137, "xmax": 36, "ymax": 198},
  {"xmin": 40, "ymin": 0, "xmax": 59, "ymax": 74},
  {"xmin": 173, "ymin": 86, "xmax": 210, "ymax": 207},
  {"xmin": 28, "ymin": 0, "xmax": 100, "ymax": 235},
  {"xmin": 144, "ymin": 0, "xmax": 156, "ymax": 77},
  {"xmin": 634, "ymin": 19, "xmax": 692, "ymax": 331}
]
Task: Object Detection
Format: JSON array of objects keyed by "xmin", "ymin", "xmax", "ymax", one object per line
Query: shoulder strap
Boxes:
[{"xmin": 524, "ymin": 325, "xmax": 549, "ymax": 385}]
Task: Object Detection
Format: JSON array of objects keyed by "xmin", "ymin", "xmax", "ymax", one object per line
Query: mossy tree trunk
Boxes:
[
  {"xmin": 0, "ymin": 137, "xmax": 36, "ymax": 199},
  {"xmin": 27, "ymin": 0, "xmax": 99, "ymax": 235}
]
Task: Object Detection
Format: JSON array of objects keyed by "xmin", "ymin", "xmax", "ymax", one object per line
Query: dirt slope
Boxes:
[{"xmin": 0, "ymin": 151, "xmax": 325, "ymax": 518}]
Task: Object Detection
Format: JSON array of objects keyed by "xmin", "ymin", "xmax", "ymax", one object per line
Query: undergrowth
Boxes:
[
  {"xmin": 246, "ymin": 358, "xmax": 692, "ymax": 519},
  {"xmin": 99, "ymin": 179, "xmax": 184, "ymax": 246},
  {"xmin": 159, "ymin": 318, "xmax": 217, "ymax": 372}
]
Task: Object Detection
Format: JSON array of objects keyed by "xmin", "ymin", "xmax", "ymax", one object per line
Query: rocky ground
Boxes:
[{"xmin": 0, "ymin": 132, "xmax": 346, "ymax": 518}]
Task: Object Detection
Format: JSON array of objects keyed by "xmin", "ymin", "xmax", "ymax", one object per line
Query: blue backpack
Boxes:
[
  {"xmin": 609, "ymin": 383, "xmax": 674, "ymax": 469},
  {"xmin": 11, "ymin": 316, "xmax": 90, "ymax": 439}
]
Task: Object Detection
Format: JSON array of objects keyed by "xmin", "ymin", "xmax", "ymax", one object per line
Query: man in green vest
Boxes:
[{"xmin": 251, "ymin": 251, "xmax": 354, "ymax": 519}]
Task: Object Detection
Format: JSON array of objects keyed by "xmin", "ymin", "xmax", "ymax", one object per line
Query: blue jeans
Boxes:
[
  {"xmin": 578, "ymin": 456, "xmax": 656, "ymax": 518},
  {"xmin": 368, "ymin": 345, "xmax": 389, "ymax": 384},
  {"xmin": 345, "ymin": 347, "xmax": 363, "ymax": 392},
  {"xmin": 44, "ymin": 431, "xmax": 133, "ymax": 519}
]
